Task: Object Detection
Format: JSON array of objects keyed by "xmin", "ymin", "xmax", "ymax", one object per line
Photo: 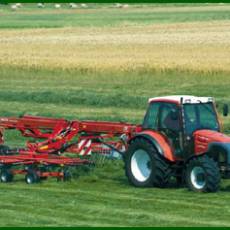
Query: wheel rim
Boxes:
[
  {"xmin": 1, "ymin": 174, "xmax": 7, "ymax": 182},
  {"xmin": 131, "ymin": 149, "xmax": 151, "ymax": 182},
  {"xmin": 190, "ymin": 166, "xmax": 206, "ymax": 189},
  {"xmin": 26, "ymin": 176, "xmax": 32, "ymax": 184}
]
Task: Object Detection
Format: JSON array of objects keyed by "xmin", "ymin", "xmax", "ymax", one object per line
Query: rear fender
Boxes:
[{"xmin": 129, "ymin": 130, "xmax": 176, "ymax": 162}]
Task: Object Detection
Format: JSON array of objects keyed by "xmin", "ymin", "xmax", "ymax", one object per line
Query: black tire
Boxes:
[
  {"xmin": 125, "ymin": 138, "xmax": 171, "ymax": 188},
  {"xmin": 185, "ymin": 155, "xmax": 220, "ymax": 192},
  {"xmin": 25, "ymin": 170, "xmax": 40, "ymax": 184},
  {"xmin": 57, "ymin": 169, "xmax": 72, "ymax": 182},
  {"xmin": 0, "ymin": 169, "xmax": 13, "ymax": 183},
  {"xmin": 0, "ymin": 145, "xmax": 10, "ymax": 155},
  {"xmin": 63, "ymin": 170, "xmax": 72, "ymax": 182}
]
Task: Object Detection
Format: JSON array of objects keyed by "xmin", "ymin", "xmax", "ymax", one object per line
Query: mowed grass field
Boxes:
[{"xmin": 1, "ymin": 3, "xmax": 230, "ymax": 226}]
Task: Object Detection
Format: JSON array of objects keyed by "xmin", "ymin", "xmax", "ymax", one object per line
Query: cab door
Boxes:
[
  {"xmin": 158, "ymin": 103, "xmax": 182, "ymax": 155},
  {"xmin": 143, "ymin": 102, "xmax": 183, "ymax": 156}
]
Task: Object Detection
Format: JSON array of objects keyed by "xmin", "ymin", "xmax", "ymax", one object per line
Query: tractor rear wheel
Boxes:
[
  {"xmin": 125, "ymin": 138, "xmax": 171, "ymax": 188},
  {"xmin": 185, "ymin": 155, "xmax": 220, "ymax": 192}
]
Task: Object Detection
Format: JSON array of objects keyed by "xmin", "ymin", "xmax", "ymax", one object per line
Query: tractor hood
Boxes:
[
  {"xmin": 193, "ymin": 130, "xmax": 230, "ymax": 154},
  {"xmin": 194, "ymin": 130, "xmax": 230, "ymax": 143}
]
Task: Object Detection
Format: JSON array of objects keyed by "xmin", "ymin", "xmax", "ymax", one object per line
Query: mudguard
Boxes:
[{"xmin": 129, "ymin": 130, "xmax": 176, "ymax": 162}]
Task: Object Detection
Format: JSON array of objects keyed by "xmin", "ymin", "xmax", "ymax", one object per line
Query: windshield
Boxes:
[{"xmin": 183, "ymin": 102, "xmax": 219, "ymax": 135}]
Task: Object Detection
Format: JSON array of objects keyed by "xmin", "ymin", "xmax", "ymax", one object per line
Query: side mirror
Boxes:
[{"xmin": 223, "ymin": 104, "xmax": 229, "ymax": 117}]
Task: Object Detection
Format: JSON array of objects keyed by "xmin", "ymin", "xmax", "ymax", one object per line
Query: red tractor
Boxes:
[
  {"xmin": 125, "ymin": 95, "xmax": 229, "ymax": 192},
  {"xmin": 0, "ymin": 95, "xmax": 229, "ymax": 193}
]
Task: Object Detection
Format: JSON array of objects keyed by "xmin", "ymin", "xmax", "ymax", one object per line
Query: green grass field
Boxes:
[
  {"xmin": 0, "ymin": 3, "xmax": 230, "ymax": 29},
  {"xmin": 0, "ymin": 3, "xmax": 230, "ymax": 227}
]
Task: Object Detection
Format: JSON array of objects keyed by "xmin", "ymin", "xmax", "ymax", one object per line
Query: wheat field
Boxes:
[{"xmin": 0, "ymin": 20, "xmax": 230, "ymax": 72}]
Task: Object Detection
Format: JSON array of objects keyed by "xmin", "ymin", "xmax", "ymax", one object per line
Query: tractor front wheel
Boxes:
[{"xmin": 185, "ymin": 155, "xmax": 220, "ymax": 192}]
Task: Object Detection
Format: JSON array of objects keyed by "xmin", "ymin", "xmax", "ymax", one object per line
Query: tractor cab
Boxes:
[{"xmin": 143, "ymin": 96, "xmax": 221, "ymax": 158}]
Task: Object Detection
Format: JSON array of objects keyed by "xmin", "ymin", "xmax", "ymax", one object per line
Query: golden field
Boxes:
[{"xmin": 0, "ymin": 20, "xmax": 230, "ymax": 72}]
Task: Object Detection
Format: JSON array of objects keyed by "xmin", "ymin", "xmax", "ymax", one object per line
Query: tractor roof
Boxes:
[{"xmin": 148, "ymin": 95, "xmax": 213, "ymax": 104}]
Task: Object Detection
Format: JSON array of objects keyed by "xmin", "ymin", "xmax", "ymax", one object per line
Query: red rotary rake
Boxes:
[{"xmin": 0, "ymin": 115, "xmax": 139, "ymax": 183}]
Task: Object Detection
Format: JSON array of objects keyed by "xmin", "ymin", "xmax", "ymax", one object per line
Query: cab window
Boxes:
[
  {"xmin": 142, "ymin": 102, "xmax": 160, "ymax": 130},
  {"xmin": 158, "ymin": 103, "xmax": 180, "ymax": 132}
]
